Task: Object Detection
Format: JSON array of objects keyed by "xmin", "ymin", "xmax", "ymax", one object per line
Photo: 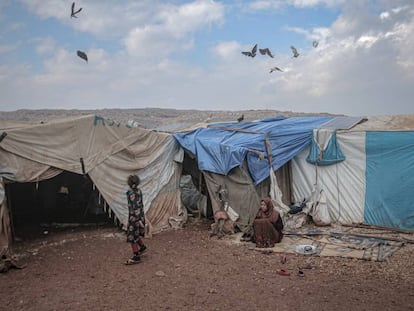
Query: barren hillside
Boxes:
[{"xmin": 0, "ymin": 108, "xmax": 341, "ymax": 131}]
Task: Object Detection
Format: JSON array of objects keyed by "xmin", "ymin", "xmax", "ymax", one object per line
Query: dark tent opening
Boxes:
[
  {"xmin": 5, "ymin": 171, "xmax": 112, "ymax": 241},
  {"xmin": 180, "ymin": 151, "xmax": 214, "ymax": 219}
]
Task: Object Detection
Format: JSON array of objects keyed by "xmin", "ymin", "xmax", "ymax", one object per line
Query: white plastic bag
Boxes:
[
  {"xmin": 224, "ymin": 202, "xmax": 239, "ymax": 222},
  {"xmin": 310, "ymin": 189, "xmax": 331, "ymax": 226}
]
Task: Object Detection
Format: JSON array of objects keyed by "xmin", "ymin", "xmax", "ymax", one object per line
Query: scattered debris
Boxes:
[
  {"xmin": 276, "ymin": 268, "xmax": 290, "ymax": 276},
  {"xmin": 155, "ymin": 270, "xmax": 166, "ymax": 277}
]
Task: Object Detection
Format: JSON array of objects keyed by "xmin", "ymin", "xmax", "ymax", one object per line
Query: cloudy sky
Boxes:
[{"xmin": 0, "ymin": 0, "xmax": 413, "ymax": 116}]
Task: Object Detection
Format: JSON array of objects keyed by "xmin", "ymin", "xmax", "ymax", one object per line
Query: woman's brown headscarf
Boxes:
[{"xmin": 256, "ymin": 196, "xmax": 280, "ymax": 224}]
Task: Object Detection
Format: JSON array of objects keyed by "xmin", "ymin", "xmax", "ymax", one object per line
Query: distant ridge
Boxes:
[{"xmin": 0, "ymin": 108, "xmax": 341, "ymax": 130}]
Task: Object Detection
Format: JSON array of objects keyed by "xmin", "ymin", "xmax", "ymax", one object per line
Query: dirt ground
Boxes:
[{"xmin": 1, "ymin": 219, "xmax": 414, "ymax": 311}]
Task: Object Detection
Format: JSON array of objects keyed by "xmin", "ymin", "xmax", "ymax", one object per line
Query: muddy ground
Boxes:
[{"xmin": 1, "ymin": 219, "xmax": 414, "ymax": 311}]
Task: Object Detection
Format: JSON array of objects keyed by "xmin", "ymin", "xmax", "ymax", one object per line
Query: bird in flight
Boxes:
[
  {"xmin": 290, "ymin": 46, "xmax": 299, "ymax": 58},
  {"xmin": 237, "ymin": 114, "xmax": 244, "ymax": 122},
  {"xmin": 269, "ymin": 67, "xmax": 283, "ymax": 73},
  {"xmin": 312, "ymin": 41, "xmax": 319, "ymax": 48},
  {"xmin": 71, "ymin": 2, "xmax": 82, "ymax": 18},
  {"xmin": 241, "ymin": 44, "xmax": 257, "ymax": 57},
  {"xmin": 77, "ymin": 50, "xmax": 88, "ymax": 63},
  {"xmin": 259, "ymin": 48, "xmax": 274, "ymax": 58}
]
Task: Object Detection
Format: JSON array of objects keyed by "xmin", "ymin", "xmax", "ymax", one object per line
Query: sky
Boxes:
[{"xmin": 1, "ymin": 0, "xmax": 414, "ymax": 116}]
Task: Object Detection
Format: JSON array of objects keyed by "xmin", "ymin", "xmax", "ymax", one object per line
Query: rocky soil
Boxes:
[{"xmin": 1, "ymin": 219, "xmax": 413, "ymax": 311}]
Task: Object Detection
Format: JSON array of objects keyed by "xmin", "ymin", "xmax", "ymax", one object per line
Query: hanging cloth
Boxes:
[{"xmin": 307, "ymin": 129, "xmax": 345, "ymax": 166}]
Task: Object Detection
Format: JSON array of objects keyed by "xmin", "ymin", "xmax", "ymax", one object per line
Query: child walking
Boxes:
[{"xmin": 125, "ymin": 174, "xmax": 147, "ymax": 264}]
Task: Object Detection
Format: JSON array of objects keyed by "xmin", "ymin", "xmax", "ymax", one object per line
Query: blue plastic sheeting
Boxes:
[
  {"xmin": 318, "ymin": 116, "xmax": 366, "ymax": 130},
  {"xmin": 306, "ymin": 131, "xmax": 345, "ymax": 166},
  {"xmin": 173, "ymin": 116, "xmax": 332, "ymax": 185},
  {"xmin": 365, "ymin": 131, "xmax": 414, "ymax": 231}
]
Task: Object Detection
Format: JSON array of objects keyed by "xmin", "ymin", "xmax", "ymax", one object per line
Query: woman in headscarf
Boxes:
[{"xmin": 253, "ymin": 196, "xmax": 284, "ymax": 248}]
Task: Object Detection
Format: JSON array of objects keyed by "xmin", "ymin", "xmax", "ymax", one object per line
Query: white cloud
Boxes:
[
  {"xmin": 19, "ymin": 0, "xmax": 68, "ymax": 19},
  {"xmin": 124, "ymin": 0, "xmax": 224, "ymax": 58},
  {"xmin": 19, "ymin": 0, "xmax": 162, "ymax": 38},
  {"xmin": 356, "ymin": 35, "xmax": 379, "ymax": 48},
  {"xmin": 264, "ymin": 1, "xmax": 414, "ymax": 115},
  {"xmin": 211, "ymin": 41, "xmax": 241, "ymax": 59},
  {"xmin": 247, "ymin": 0, "xmax": 345, "ymax": 11},
  {"xmin": 20, "ymin": 0, "xmax": 224, "ymax": 41},
  {"xmin": 159, "ymin": 0, "xmax": 224, "ymax": 35},
  {"xmin": 286, "ymin": 26, "xmax": 331, "ymax": 43},
  {"xmin": 391, "ymin": 21, "xmax": 414, "ymax": 74},
  {"xmin": 380, "ymin": 11, "xmax": 390, "ymax": 20},
  {"xmin": 247, "ymin": 1, "xmax": 284, "ymax": 10},
  {"xmin": 290, "ymin": 0, "xmax": 346, "ymax": 8}
]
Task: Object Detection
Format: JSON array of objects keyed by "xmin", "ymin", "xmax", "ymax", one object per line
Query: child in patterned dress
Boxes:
[{"xmin": 125, "ymin": 174, "xmax": 147, "ymax": 264}]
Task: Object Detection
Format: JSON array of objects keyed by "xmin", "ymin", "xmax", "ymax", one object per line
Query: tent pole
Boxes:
[
  {"xmin": 264, "ymin": 135, "xmax": 273, "ymax": 166},
  {"xmin": 5, "ymin": 184, "xmax": 16, "ymax": 241},
  {"xmin": 198, "ymin": 171, "xmax": 202, "ymax": 219}
]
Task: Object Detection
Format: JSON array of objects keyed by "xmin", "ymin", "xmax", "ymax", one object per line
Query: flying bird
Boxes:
[
  {"xmin": 241, "ymin": 44, "xmax": 257, "ymax": 57},
  {"xmin": 290, "ymin": 46, "xmax": 299, "ymax": 58},
  {"xmin": 237, "ymin": 114, "xmax": 244, "ymax": 122},
  {"xmin": 312, "ymin": 40, "xmax": 319, "ymax": 48},
  {"xmin": 259, "ymin": 48, "xmax": 274, "ymax": 58},
  {"xmin": 269, "ymin": 66, "xmax": 283, "ymax": 73},
  {"xmin": 77, "ymin": 50, "xmax": 88, "ymax": 63},
  {"xmin": 71, "ymin": 2, "xmax": 82, "ymax": 18}
]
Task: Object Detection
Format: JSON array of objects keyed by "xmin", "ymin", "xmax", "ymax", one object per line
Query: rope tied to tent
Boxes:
[
  {"xmin": 208, "ymin": 126, "xmax": 261, "ymax": 134},
  {"xmin": 247, "ymin": 149, "xmax": 264, "ymax": 160}
]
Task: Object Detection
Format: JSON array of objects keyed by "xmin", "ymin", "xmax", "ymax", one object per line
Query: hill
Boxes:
[{"xmin": 0, "ymin": 108, "xmax": 341, "ymax": 131}]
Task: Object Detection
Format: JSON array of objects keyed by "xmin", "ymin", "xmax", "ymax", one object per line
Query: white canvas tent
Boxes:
[
  {"xmin": 0, "ymin": 114, "xmax": 185, "ymax": 255},
  {"xmin": 292, "ymin": 115, "xmax": 414, "ymax": 231}
]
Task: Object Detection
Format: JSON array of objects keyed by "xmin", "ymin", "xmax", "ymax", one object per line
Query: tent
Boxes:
[
  {"xmin": 173, "ymin": 116, "xmax": 333, "ymax": 232},
  {"xmin": 174, "ymin": 115, "xmax": 414, "ymax": 233},
  {"xmin": 0, "ymin": 114, "xmax": 185, "ymax": 255},
  {"xmin": 292, "ymin": 115, "xmax": 414, "ymax": 232}
]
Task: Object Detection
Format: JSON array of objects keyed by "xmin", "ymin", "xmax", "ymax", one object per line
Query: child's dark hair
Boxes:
[{"xmin": 127, "ymin": 174, "xmax": 140, "ymax": 190}]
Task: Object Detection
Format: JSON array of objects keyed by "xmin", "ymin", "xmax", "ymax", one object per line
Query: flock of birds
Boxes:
[
  {"xmin": 71, "ymin": 1, "xmax": 319, "ymax": 73},
  {"xmin": 71, "ymin": 2, "xmax": 88, "ymax": 63},
  {"xmin": 69, "ymin": 2, "xmax": 319, "ymax": 124},
  {"xmin": 241, "ymin": 40, "xmax": 319, "ymax": 73}
]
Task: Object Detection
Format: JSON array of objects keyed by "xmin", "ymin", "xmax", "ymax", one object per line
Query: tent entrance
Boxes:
[
  {"xmin": 180, "ymin": 151, "xmax": 214, "ymax": 219},
  {"xmin": 6, "ymin": 171, "xmax": 111, "ymax": 241}
]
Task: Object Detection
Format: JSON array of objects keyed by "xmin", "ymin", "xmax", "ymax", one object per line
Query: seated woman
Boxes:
[{"xmin": 253, "ymin": 196, "xmax": 284, "ymax": 248}]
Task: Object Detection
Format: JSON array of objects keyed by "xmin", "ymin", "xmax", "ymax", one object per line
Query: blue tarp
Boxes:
[
  {"xmin": 365, "ymin": 131, "xmax": 414, "ymax": 231},
  {"xmin": 173, "ymin": 116, "xmax": 332, "ymax": 185}
]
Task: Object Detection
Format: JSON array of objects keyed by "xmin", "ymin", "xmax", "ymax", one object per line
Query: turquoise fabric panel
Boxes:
[
  {"xmin": 365, "ymin": 131, "xmax": 414, "ymax": 231},
  {"xmin": 306, "ymin": 131, "xmax": 345, "ymax": 166}
]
